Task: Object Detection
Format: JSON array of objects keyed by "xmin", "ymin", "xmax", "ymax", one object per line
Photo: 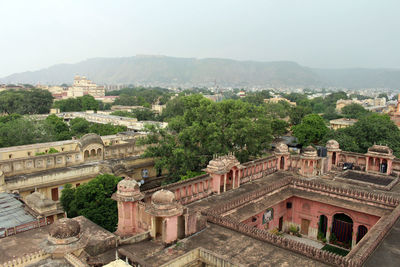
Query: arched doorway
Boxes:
[
  {"xmin": 90, "ymin": 149, "xmax": 96, "ymax": 157},
  {"xmin": 332, "ymin": 152, "xmax": 336, "ymax": 165},
  {"xmin": 381, "ymin": 159, "xmax": 387, "ymax": 173},
  {"xmin": 331, "ymin": 213, "xmax": 353, "ymax": 248},
  {"xmin": 84, "ymin": 150, "xmax": 89, "ymax": 159},
  {"xmin": 356, "ymin": 225, "xmax": 368, "ymax": 243},
  {"xmin": 280, "ymin": 156, "xmax": 285, "ymax": 169},
  {"xmin": 97, "ymin": 148, "xmax": 102, "ymax": 158},
  {"xmin": 318, "ymin": 215, "xmax": 328, "ymax": 238}
]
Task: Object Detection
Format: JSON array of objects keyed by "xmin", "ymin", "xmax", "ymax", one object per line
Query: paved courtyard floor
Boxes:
[{"xmin": 282, "ymin": 233, "xmax": 324, "ymax": 249}]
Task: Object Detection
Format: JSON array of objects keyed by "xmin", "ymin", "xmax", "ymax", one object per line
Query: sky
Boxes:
[{"xmin": 0, "ymin": 0, "xmax": 399, "ymax": 77}]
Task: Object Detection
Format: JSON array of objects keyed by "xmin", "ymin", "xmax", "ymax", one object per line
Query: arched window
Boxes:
[{"xmin": 331, "ymin": 213, "xmax": 353, "ymax": 248}]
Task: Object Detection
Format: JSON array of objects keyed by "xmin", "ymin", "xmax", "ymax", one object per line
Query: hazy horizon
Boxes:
[{"xmin": 1, "ymin": 0, "xmax": 399, "ymax": 77}]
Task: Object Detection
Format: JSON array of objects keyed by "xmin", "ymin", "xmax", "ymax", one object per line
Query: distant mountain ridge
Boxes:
[{"xmin": 2, "ymin": 56, "xmax": 400, "ymax": 89}]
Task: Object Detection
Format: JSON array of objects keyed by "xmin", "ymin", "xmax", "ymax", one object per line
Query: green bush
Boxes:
[{"xmin": 48, "ymin": 147, "xmax": 59, "ymax": 154}]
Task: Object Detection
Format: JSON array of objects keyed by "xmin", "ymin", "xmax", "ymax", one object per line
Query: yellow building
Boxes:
[
  {"xmin": 329, "ymin": 118, "xmax": 357, "ymax": 130},
  {"xmin": 264, "ymin": 97, "xmax": 296, "ymax": 106},
  {"xmin": 0, "ymin": 132, "xmax": 162, "ymax": 221}
]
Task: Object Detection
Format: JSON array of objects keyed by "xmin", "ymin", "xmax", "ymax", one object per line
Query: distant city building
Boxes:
[
  {"xmin": 264, "ymin": 97, "xmax": 296, "ymax": 106},
  {"xmin": 336, "ymin": 98, "xmax": 386, "ymax": 111},
  {"xmin": 67, "ymin": 75, "xmax": 105, "ymax": 98},
  {"xmin": 330, "ymin": 118, "xmax": 358, "ymax": 130}
]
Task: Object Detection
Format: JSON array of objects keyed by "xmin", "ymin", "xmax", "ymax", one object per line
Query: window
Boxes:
[
  {"xmin": 51, "ymin": 188, "xmax": 59, "ymax": 201},
  {"xmin": 61, "ymin": 147, "xmax": 64, "ymax": 151},
  {"xmin": 27, "ymin": 152, "xmax": 31, "ymax": 156},
  {"xmin": 141, "ymin": 169, "xmax": 149, "ymax": 178},
  {"xmin": 8, "ymin": 154, "xmax": 12, "ymax": 159}
]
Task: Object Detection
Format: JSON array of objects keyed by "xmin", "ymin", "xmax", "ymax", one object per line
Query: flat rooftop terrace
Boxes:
[
  {"xmin": 339, "ymin": 170, "xmax": 394, "ymax": 186},
  {"xmin": 120, "ymin": 223, "xmax": 329, "ymax": 267}
]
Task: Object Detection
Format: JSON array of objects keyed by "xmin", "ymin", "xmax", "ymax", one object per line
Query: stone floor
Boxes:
[{"xmin": 282, "ymin": 233, "xmax": 324, "ymax": 249}]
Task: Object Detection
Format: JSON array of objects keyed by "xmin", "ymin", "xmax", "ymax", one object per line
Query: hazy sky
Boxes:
[{"xmin": 1, "ymin": 0, "xmax": 399, "ymax": 77}]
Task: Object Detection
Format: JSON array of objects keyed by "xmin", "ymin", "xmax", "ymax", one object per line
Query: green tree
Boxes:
[
  {"xmin": 289, "ymin": 105, "xmax": 312, "ymax": 125},
  {"xmin": 292, "ymin": 114, "xmax": 328, "ymax": 146},
  {"xmin": 60, "ymin": 174, "xmax": 121, "ymax": 232},
  {"xmin": 80, "ymin": 95, "xmax": 99, "ymax": 111},
  {"xmin": 341, "ymin": 103, "xmax": 369, "ymax": 119},
  {"xmin": 0, "ymin": 89, "xmax": 53, "ymax": 114},
  {"xmin": 44, "ymin": 115, "xmax": 72, "ymax": 141},
  {"xmin": 139, "ymin": 95, "xmax": 274, "ymax": 181},
  {"xmin": 70, "ymin": 118, "xmax": 91, "ymax": 137}
]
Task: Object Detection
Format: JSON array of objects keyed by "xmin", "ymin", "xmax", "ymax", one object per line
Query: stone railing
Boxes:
[
  {"xmin": 144, "ymin": 174, "xmax": 211, "ymax": 194},
  {"xmin": 0, "ymin": 250, "xmax": 49, "ymax": 267},
  {"xmin": 0, "ymin": 217, "xmax": 51, "ymax": 238},
  {"xmin": 203, "ymin": 212, "xmax": 360, "ymax": 267},
  {"xmin": 160, "ymin": 247, "xmax": 243, "ymax": 267},
  {"xmin": 291, "ymin": 177, "xmax": 400, "ymax": 208},
  {"xmin": 64, "ymin": 253, "xmax": 88, "ymax": 267}
]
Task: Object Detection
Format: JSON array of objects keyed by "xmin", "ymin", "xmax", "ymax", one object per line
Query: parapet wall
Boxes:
[{"xmin": 0, "ymin": 250, "xmax": 49, "ymax": 267}]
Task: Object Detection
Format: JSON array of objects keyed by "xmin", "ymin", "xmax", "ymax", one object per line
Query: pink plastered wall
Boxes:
[
  {"xmin": 242, "ymin": 196, "xmax": 380, "ymax": 232},
  {"xmin": 163, "ymin": 216, "xmax": 178, "ymax": 244}
]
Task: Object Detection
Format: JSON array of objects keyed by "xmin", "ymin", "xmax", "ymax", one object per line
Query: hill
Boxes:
[{"xmin": 1, "ymin": 56, "xmax": 400, "ymax": 88}]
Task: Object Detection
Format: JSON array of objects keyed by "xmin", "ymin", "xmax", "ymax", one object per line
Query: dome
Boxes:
[
  {"xmin": 146, "ymin": 189, "xmax": 183, "ymax": 217},
  {"xmin": 49, "ymin": 218, "xmax": 80, "ymax": 239},
  {"xmin": 113, "ymin": 178, "xmax": 144, "ymax": 202},
  {"xmin": 78, "ymin": 133, "xmax": 104, "ymax": 149},
  {"xmin": 302, "ymin": 145, "xmax": 318, "ymax": 158},
  {"xmin": 274, "ymin": 142, "xmax": 289, "ymax": 154},
  {"xmin": 326, "ymin": 140, "xmax": 340, "ymax": 150},
  {"xmin": 152, "ymin": 189, "xmax": 175, "ymax": 205},
  {"xmin": 118, "ymin": 178, "xmax": 139, "ymax": 191},
  {"xmin": 204, "ymin": 153, "xmax": 241, "ymax": 174}
]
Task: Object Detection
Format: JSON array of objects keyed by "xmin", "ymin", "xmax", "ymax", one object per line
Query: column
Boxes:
[
  {"xmin": 223, "ymin": 173, "xmax": 227, "ymax": 192},
  {"xmin": 351, "ymin": 223, "xmax": 358, "ymax": 249},
  {"xmin": 365, "ymin": 156, "xmax": 369, "ymax": 171},
  {"xmin": 387, "ymin": 159, "xmax": 392, "ymax": 175},
  {"xmin": 326, "ymin": 216, "xmax": 332, "ymax": 241},
  {"xmin": 232, "ymin": 170, "xmax": 236, "ymax": 189}
]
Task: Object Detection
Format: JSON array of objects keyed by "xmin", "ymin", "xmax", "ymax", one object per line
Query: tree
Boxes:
[
  {"xmin": 53, "ymin": 95, "xmax": 100, "ymax": 112},
  {"xmin": 289, "ymin": 105, "xmax": 312, "ymax": 125},
  {"xmin": 292, "ymin": 114, "xmax": 328, "ymax": 146},
  {"xmin": 341, "ymin": 103, "xmax": 369, "ymax": 119},
  {"xmin": 139, "ymin": 95, "xmax": 274, "ymax": 181},
  {"xmin": 323, "ymin": 113, "xmax": 400, "ymax": 157},
  {"xmin": 0, "ymin": 89, "xmax": 53, "ymax": 115},
  {"xmin": 80, "ymin": 95, "xmax": 99, "ymax": 111},
  {"xmin": 60, "ymin": 174, "xmax": 121, "ymax": 232},
  {"xmin": 271, "ymin": 119, "xmax": 289, "ymax": 137},
  {"xmin": 44, "ymin": 115, "xmax": 72, "ymax": 141},
  {"xmin": 70, "ymin": 118, "xmax": 91, "ymax": 137}
]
